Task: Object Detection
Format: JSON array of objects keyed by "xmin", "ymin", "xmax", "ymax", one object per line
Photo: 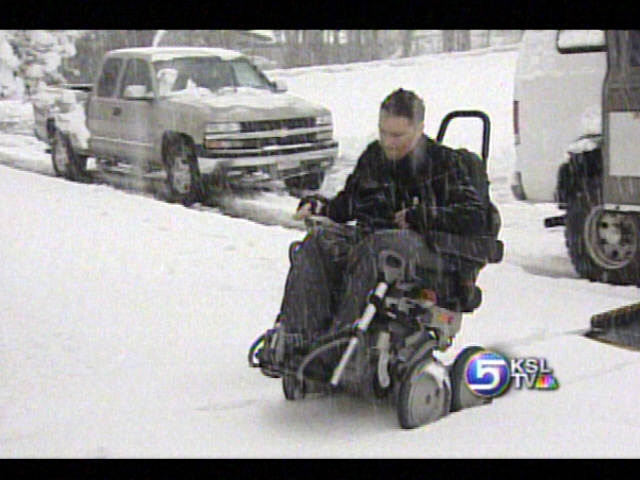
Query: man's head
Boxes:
[{"xmin": 378, "ymin": 88, "xmax": 425, "ymax": 161}]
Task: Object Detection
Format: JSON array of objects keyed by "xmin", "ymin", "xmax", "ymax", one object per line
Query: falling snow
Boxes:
[{"xmin": 1, "ymin": 42, "xmax": 640, "ymax": 458}]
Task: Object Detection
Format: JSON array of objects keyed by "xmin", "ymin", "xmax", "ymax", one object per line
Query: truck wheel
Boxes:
[
  {"xmin": 51, "ymin": 130, "xmax": 89, "ymax": 182},
  {"xmin": 162, "ymin": 134, "xmax": 203, "ymax": 205},
  {"xmin": 565, "ymin": 178, "xmax": 640, "ymax": 285}
]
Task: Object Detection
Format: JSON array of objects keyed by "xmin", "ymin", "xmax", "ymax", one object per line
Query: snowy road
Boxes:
[{"xmin": 2, "ymin": 46, "xmax": 640, "ymax": 458}]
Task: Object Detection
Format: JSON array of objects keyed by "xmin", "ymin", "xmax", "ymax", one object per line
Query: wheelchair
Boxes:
[{"xmin": 249, "ymin": 216, "xmax": 503, "ymax": 429}]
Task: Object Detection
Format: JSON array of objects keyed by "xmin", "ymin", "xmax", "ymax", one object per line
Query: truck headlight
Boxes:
[
  {"xmin": 206, "ymin": 122, "xmax": 241, "ymax": 134},
  {"xmin": 317, "ymin": 130, "xmax": 333, "ymax": 141},
  {"xmin": 315, "ymin": 114, "xmax": 332, "ymax": 126}
]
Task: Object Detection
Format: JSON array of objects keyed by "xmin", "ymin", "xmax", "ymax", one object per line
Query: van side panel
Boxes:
[
  {"xmin": 603, "ymin": 30, "xmax": 640, "ymax": 206},
  {"xmin": 513, "ymin": 30, "xmax": 607, "ymax": 202}
]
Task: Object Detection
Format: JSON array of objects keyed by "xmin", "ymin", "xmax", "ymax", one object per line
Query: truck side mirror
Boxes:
[
  {"xmin": 272, "ymin": 80, "xmax": 288, "ymax": 93},
  {"xmin": 123, "ymin": 85, "xmax": 154, "ymax": 101}
]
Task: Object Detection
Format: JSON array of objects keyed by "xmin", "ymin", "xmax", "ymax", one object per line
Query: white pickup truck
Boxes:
[{"xmin": 32, "ymin": 46, "xmax": 339, "ymax": 203}]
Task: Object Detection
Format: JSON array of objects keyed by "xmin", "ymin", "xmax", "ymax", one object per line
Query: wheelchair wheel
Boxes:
[
  {"xmin": 282, "ymin": 374, "xmax": 305, "ymax": 401},
  {"xmin": 397, "ymin": 357, "xmax": 451, "ymax": 429},
  {"xmin": 450, "ymin": 345, "xmax": 493, "ymax": 412}
]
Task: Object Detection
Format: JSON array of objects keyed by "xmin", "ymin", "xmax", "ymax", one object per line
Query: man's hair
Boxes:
[{"xmin": 380, "ymin": 88, "xmax": 425, "ymax": 124}]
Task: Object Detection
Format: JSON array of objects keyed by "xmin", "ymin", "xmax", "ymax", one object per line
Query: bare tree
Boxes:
[
  {"xmin": 305, "ymin": 30, "xmax": 325, "ymax": 65},
  {"xmin": 456, "ymin": 30, "xmax": 471, "ymax": 51},
  {"xmin": 442, "ymin": 30, "xmax": 471, "ymax": 52},
  {"xmin": 371, "ymin": 30, "xmax": 380, "ymax": 60},
  {"xmin": 282, "ymin": 30, "xmax": 299, "ymax": 67},
  {"xmin": 401, "ymin": 30, "xmax": 415, "ymax": 57},
  {"xmin": 442, "ymin": 30, "xmax": 455, "ymax": 52}
]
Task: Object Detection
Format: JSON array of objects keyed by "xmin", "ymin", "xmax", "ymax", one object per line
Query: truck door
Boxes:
[
  {"xmin": 116, "ymin": 58, "xmax": 155, "ymax": 166},
  {"xmin": 87, "ymin": 57, "xmax": 125, "ymax": 157},
  {"xmin": 603, "ymin": 30, "xmax": 640, "ymax": 206}
]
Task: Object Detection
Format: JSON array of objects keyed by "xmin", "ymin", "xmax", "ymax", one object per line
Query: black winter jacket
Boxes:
[{"xmin": 324, "ymin": 135, "xmax": 486, "ymax": 238}]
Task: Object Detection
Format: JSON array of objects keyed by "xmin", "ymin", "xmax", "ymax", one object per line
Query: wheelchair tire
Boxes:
[
  {"xmin": 397, "ymin": 357, "xmax": 451, "ymax": 429},
  {"xmin": 282, "ymin": 374, "xmax": 305, "ymax": 401},
  {"xmin": 450, "ymin": 345, "xmax": 493, "ymax": 412}
]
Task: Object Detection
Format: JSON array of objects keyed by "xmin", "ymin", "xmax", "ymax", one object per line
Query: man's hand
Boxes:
[
  {"xmin": 394, "ymin": 208, "xmax": 411, "ymax": 229},
  {"xmin": 293, "ymin": 194, "xmax": 327, "ymax": 220},
  {"xmin": 293, "ymin": 202, "xmax": 314, "ymax": 220}
]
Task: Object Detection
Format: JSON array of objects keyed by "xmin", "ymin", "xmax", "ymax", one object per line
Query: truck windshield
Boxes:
[{"xmin": 153, "ymin": 56, "xmax": 271, "ymax": 93}]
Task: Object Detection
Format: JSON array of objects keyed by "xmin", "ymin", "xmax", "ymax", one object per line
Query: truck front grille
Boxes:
[
  {"xmin": 204, "ymin": 116, "xmax": 334, "ymax": 158},
  {"xmin": 243, "ymin": 133, "xmax": 317, "ymax": 149},
  {"xmin": 240, "ymin": 117, "xmax": 315, "ymax": 132},
  {"xmin": 204, "ymin": 141, "xmax": 337, "ymax": 159}
]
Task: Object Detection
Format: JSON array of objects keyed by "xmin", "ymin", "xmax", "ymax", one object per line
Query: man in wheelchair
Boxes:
[{"xmin": 257, "ymin": 88, "xmax": 501, "ymax": 381}]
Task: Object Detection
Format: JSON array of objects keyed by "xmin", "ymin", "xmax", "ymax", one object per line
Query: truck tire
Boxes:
[
  {"xmin": 162, "ymin": 134, "xmax": 203, "ymax": 205},
  {"xmin": 565, "ymin": 177, "xmax": 640, "ymax": 285},
  {"xmin": 51, "ymin": 130, "xmax": 89, "ymax": 182}
]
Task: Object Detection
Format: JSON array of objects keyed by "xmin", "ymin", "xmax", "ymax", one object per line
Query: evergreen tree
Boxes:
[{"xmin": 0, "ymin": 30, "xmax": 81, "ymax": 97}]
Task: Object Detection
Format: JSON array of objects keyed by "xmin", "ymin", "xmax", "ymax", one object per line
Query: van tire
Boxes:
[{"xmin": 565, "ymin": 177, "xmax": 640, "ymax": 285}]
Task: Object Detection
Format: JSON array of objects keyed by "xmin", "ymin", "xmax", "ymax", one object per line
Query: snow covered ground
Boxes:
[{"xmin": 2, "ymin": 44, "xmax": 640, "ymax": 458}]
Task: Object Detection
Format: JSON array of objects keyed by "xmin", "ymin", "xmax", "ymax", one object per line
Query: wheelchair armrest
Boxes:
[{"xmin": 429, "ymin": 231, "xmax": 504, "ymax": 265}]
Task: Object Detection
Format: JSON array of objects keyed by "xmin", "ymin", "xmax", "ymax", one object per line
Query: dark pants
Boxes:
[{"xmin": 278, "ymin": 225, "xmax": 465, "ymax": 341}]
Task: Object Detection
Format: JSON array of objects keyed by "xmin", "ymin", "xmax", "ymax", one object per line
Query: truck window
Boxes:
[
  {"xmin": 230, "ymin": 60, "xmax": 271, "ymax": 89},
  {"xmin": 153, "ymin": 57, "xmax": 229, "ymax": 92},
  {"xmin": 153, "ymin": 56, "xmax": 271, "ymax": 93},
  {"xmin": 557, "ymin": 30, "xmax": 606, "ymax": 54},
  {"xmin": 97, "ymin": 58, "xmax": 124, "ymax": 98},
  {"xmin": 119, "ymin": 59, "xmax": 153, "ymax": 97}
]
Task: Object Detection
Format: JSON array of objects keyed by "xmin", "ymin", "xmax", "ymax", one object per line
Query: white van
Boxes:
[{"xmin": 511, "ymin": 30, "xmax": 607, "ymax": 202}]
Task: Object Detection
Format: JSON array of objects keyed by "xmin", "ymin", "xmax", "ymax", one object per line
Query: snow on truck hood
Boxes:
[
  {"xmin": 164, "ymin": 87, "xmax": 330, "ymax": 120},
  {"xmin": 108, "ymin": 47, "xmax": 243, "ymax": 62}
]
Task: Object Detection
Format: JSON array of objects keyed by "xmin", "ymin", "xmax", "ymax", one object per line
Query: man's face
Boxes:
[{"xmin": 378, "ymin": 111, "xmax": 424, "ymax": 161}]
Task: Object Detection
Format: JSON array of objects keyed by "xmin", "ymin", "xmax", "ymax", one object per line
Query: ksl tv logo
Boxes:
[{"xmin": 464, "ymin": 350, "xmax": 560, "ymax": 398}]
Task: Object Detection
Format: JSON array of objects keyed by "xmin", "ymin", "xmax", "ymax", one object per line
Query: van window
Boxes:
[
  {"xmin": 96, "ymin": 58, "xmax": 124, "ymax": 98},
  {"xmin": 557, "ymin": 30, "xmax": 606, "ymax": 54}
]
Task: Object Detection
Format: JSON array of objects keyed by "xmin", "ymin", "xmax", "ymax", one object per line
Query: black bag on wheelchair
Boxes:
[{"xmin": 424, "ymin": 147, "xmax": 504, "ymax": 312}]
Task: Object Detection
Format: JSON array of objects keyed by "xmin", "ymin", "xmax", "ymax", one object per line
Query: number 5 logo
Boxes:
[{"xmin": 464, "ymin": 351, "xmax": 511, "ymax": 398}]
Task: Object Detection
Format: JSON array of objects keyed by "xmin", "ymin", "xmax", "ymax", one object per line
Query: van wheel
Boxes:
[
  {"xmin": 51, "ymin": 130, "xmax": 89, "ymax": 182},
  {"xmin": 565, "ymin": 178, "xmax": 640, "ymax": 285},
  {"xmin": 162, "ymin": 134, "xmax": 203, "ymax": 205}
]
